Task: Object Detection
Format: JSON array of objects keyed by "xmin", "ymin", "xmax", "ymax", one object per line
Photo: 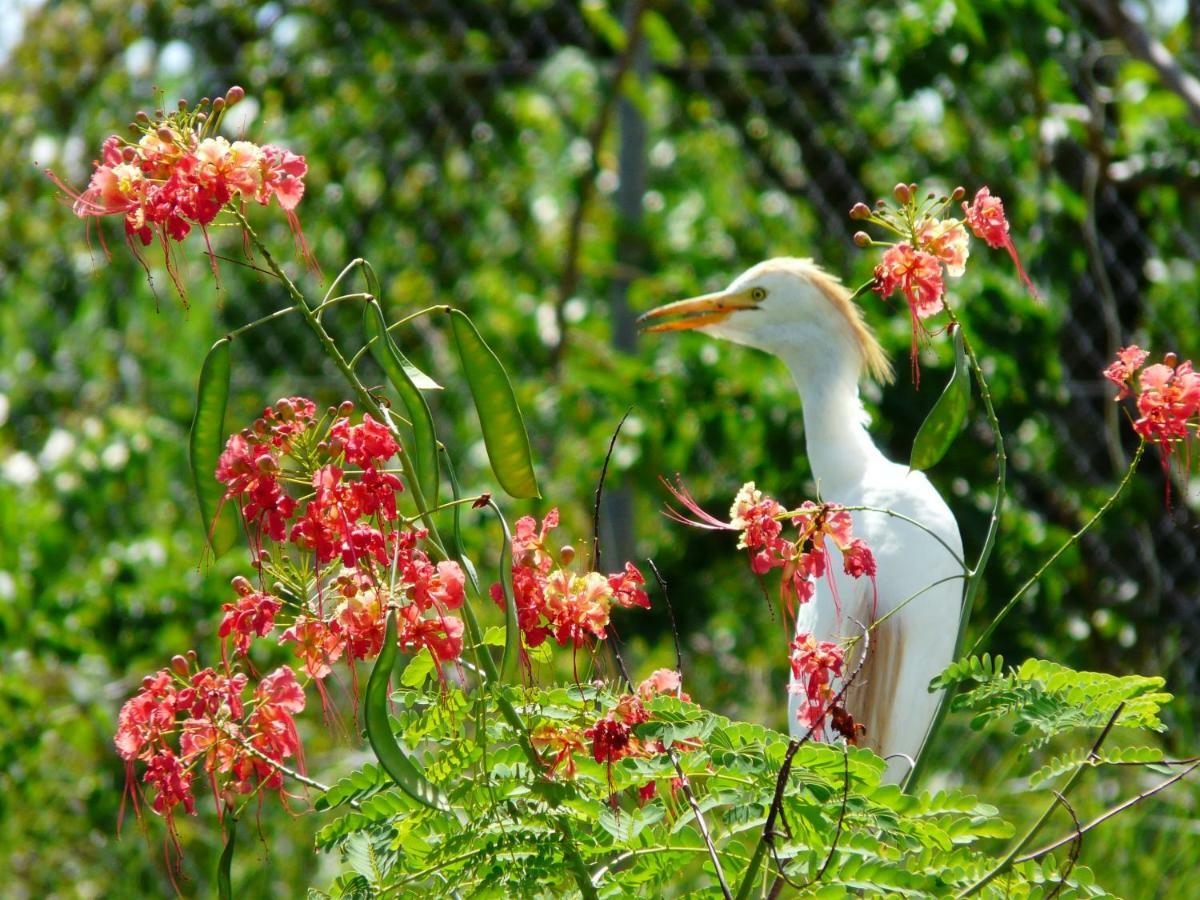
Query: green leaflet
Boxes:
[
  {"xmin": 217, "ymin": 817, "xmax": 236, "ymax": 900},
  {"xmin": 449, "ymin": 309, "xmax": 540, "ymax": 499},
  {"xmin": 910, "ymin": 325, "xmax": 970, "ymax": 471},
  {"xmin": 364, "ymin": 610, "xmax": 450, "ymax": 811},
  {"xmin": 364, "ymin": 301, "xmax": 439, "ymax": 510},
  {"xmin": 188, "ymin": 338, "xmax": 238, "ymax": 557}
]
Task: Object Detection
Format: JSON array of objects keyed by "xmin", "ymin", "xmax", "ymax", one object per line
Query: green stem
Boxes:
[
  {"xmin": 968, "ymin": 441, "xmax": 1145, "ymax": 655},
  {"xmin": 225, "ymin": 304, "xmax": 296, "ymax": 338},
  {"xmin": 733, "ymin": 840, "xmax": 768, "ymax": 900},
  {"xmin": 907, "ymin": 311, "xmax": 1004, "ymax": 790}
]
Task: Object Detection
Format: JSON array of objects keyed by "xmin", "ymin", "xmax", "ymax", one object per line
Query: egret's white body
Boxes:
[{"xmin": 641, "ymin": 258, "xmax": 965, "ymax": 785}]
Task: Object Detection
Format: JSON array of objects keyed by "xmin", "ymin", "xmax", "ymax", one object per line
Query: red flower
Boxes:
[
  {"xmin": 280, "ymin": 616, "xmax": 345, "ymax": 680},
  {"xmin": 219, "ymin": 581, "xmax": 281, "ymax": 657},
  {"xmin": 216, "ymin": 434, "xmax": 296, "ymax": 541},
  {"xmin": 1134, "ymin": 360, "xmax": 1200, "ymax": 447},
  {"xmin": 543, "ymin": 570, "xmax": 612, "ymax": 647},
  {"xmin": 400, "ymin": 613, "xmax": 465, "ymax": 662},
  {"xmin": 512, "ymin": 508, "xmax": 560, "ymax": 572},
  {"xmin": 840, "ymin": 539, "xmax": 877, "ymax": 579},
  {"xmin": 1104, "ymin": 345, "xmax": 1149, "ymax": 399},
  {"xmin": 789, "ymin": 633, "xmax": 845, "ymax": 737},
  {"xmin": 963, "ymin": 187, "xmax": 1037, "ymax": 297},
  {"xmin": 330, "ymin": 413, "xmax": 399, "ymax": 468},
  {"xmin": 177, "ymin": 668, "xmax": 248, "ymax": 720},
  {"xmin": 114, "ymin": 670, "xmax": 178, "ymax": 762},
  {"xmin": 531, "ymin": 724, "xmax": 586, "ymax": 779},
  {"xmin": 586, "ymin": 715, "xmax": 633, "ymax": 764},
  {"xmin": 637, "ymin": 668, "xmax": 689, "ymax": 702},
  {"xmin": 608, "ymin": 562, "xmax": 650, "ymax": 610},
  {"xmin": 143, "ymin": 750, "xmax": 196, "ymax": 816}
]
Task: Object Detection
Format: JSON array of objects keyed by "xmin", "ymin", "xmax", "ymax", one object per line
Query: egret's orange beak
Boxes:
[{"xmin": 637, "ymin": 287, "xmax": 761, "ymax": 333}]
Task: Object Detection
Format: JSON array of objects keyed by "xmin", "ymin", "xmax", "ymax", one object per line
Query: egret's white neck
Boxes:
[{"xmin": 776, "ymin": 347, "xmax": 886, "ymax": 494}]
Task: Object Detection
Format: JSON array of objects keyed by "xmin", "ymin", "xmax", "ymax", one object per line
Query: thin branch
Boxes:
[
  {"xmin": 603, "ymin": 587, "xmax": 732, "ymax": 900},
  {"xmin": 956, "ymin": 703, "xmax": 1125, "ymax": 897},
  {"xmin": 646, "ymin": 559, "xmax": 684, "ymax": 678},
  {"xmin": 591, "ymin": 407, "xmax": 633, "ymax": 571},
  {"xmin": 1043, "ymin": 790, "xmax": 1082, "ymax": 900},
  {"xmin": 668, "ymin": 744, "xmax": 734, "ymax": 900},
  {"xmin": 768, "ymin": 747, "xmax": 851, "ymax": 898},
  {"xmin": 746, "ymin": 622, "xmax": 870, "ymax": 897},
  {"xmin": 590, "ymin": 845, "xmax": 755, "ymax": 887},
  {"xmin": 969, "ymin": 442, "xmax": 1144, "ymax": 654},
  {"xmin": 827, "ymin": 504, "xmax": 967, "ymax": 572},
  {"xmin": 225, "ymin": 304, "xmax": 298, "ymax": 339},
  {"xmin": 1017, "ymin": 759, "xmax": 1200, "ymax": 864},
  {"xmin": 550, "ymin": 0, "xmax": 650, "ymax": 368}
]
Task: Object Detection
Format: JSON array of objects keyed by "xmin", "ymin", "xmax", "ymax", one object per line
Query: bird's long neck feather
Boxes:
[{"xmin": 778, "ymin": 349, "xmax": 885, "ymax": 494}]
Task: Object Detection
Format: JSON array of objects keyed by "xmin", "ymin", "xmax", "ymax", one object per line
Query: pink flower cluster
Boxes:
[
  {"xmin": 48, "ymin": 87, "xmax": 309, "ymax": 294},
  {"xmin": 119, "ymin": 398, "xmax": 467, "ymax": 834},
  {"xmin": 115, "ymin": 658, "xmax": 305, "ymax": 845},
  {"xmin": 852, "ymin": 183, "xmax": 1035, "ymax": 382},
  {"xmin": 212, "ymin": 397, "xmax": 466, "ymax": 679},
  {"xmin": 532, "ymin": 669, "xmax": 692, "ymax": 804},
  {"xmin": 1105, "ymin": 346, "xmax": 1200, "ymax": 492},
  {"xmin": 788, "ymin": 633, "xmax": 845, "ymax": 736},
  {"xmin": 665, "ymin": 479, "xmax": 876, "ymax": 620},
  {"xmin": 492, "ymin": 509, "xmax": 650, "ymax": 651}
]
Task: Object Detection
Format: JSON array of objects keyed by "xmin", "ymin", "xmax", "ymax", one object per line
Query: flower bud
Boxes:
[
  {"xmin": 122, "ymin": 146, "xmax": 137, "ymax": 163},
  {"xmin": 135, "ymin": 110, "xmax": 150, "ymax": 124},
  {"xmin": 195, "ymin": 112, "xmax": 207, "ymax": 123},
  {"xmin": 199, "ymin": 97, "xmax": 211, "ymax": 108},
  {"xmin": 1165, "ymin": 352, "xmax": 1178, "ymax": 368},
  {"xmin": 338, "ymin": 400, "xmax": 355, "ymax": 417},
  {"xmin": 256, "ymin": 454, "xmax": 278, "ymax": 475},
  {"xmin": 559, "ymin": 545, "xmax": 576, "ymax": 567},
  {"xmin": 893, "ymin": 182, "xmax": 911, "ymax": 204},
  {"xmin": 177, "ymin": 99, "xmax": 188, "ymax": 111},
  {"xmin": 849, "ymin": 202, "xmax": 871, "ymax": 220},
  {"xmin": 226, "ymin": 86, "xmax": 245, "ymax": 106},
  {"xmin": 276, "ymin": 398, "xmax": 294, "ymax": 421},
  {"xmin": 171, "ymin": 654, "xmax": 190, "ymax": 676},
  {"xmin": 212, "ymin": 96, "xmax": 226, "ymax": 113},
  {"xmin": 156, "ymin": 126, "xmax": 174, "ymax": 142},
  {"xmin": 316, "ymin": 440, "xmax": 332, "ymax": 456},
  {"xmin": 853, "ymin": 231, "xmax": 871, "ymax": 247},
  {"xmin": 952, "ymin": 186, "xmax": 966, "ymax": 201},
  {"xmin": 232, "ymin": 575, "xmax": 254, "ymax": 596}
]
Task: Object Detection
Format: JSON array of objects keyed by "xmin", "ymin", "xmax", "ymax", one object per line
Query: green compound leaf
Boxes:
[
  {"xmin": 910, "ymin": 324, "xmax": 970, "ymax": 471},
  {"xmin": 449, "ymin": 309, "xmax": 540, "ymax": 499},
  {"xmin": 188, "ymin": 338, "xmax": 238, "ymax": 557},
  {"xmin": 364, "ymin": 610, "xmax": 450, "ymax": 811},
  {"xmin": 364, "ymin": 301, "xmax": 439, "ymax": 510}
]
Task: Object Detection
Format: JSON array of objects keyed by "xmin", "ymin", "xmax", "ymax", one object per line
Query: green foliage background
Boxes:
[{"xmin": 1, "ymin": 1, "xmax": 1198, "ymax": 896}]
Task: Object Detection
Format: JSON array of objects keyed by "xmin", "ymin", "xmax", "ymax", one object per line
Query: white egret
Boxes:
[{"xmin": 639, "ymin": 257, "xmax": 964, "ymax": 785}]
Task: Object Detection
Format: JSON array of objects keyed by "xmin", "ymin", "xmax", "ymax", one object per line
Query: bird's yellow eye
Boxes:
[{"xmin": 750, "ymin": 287, "xmax": 767, "ymax": 302}]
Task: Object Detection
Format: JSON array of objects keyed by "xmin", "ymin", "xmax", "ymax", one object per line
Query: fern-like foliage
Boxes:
[
  {"xmin": 307, "ymin": 674, "xmax": 1136, "ymax": 898},
  {"xmin": 934, "ymin": 655, "xmax": 1172, "ymax": 748}
]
